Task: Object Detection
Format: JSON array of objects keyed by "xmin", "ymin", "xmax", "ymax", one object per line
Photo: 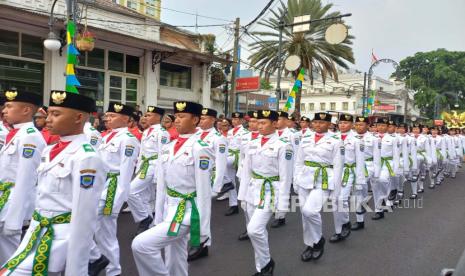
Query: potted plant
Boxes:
[{"xmin": 76, "ymin": 30, "xmax": 95, "ymax": 52}]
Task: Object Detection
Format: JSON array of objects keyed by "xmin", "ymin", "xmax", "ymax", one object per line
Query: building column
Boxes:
[
  {"xmin": 201, "ymin": 63, "xmax": 212, "ymax": 108},
  {"xmin": 44, "ymin": 50, "xmax": 66, "ymax": 104},
  {"xmin": 143, "ymin": 51, "xmax": 159, "ymax": 108}
]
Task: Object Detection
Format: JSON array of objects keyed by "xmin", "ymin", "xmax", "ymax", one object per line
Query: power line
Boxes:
[
  {"xmin": 160, "ymin": 6, "xmax": 233, "ymax": 23},
  {"xmin": 16, "ymin": 6, "xmax": 232, "ymax": 28},
  {"xmin": 243, "ymin": 0, "xmax": 275, "ymax": 29}
]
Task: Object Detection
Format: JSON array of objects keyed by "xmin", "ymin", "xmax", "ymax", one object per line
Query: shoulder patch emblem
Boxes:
[
  {"xmin": 90, "ymin": 136, "xmax": 98, "ymax": 145},
  {"xmin": 199, "ymin": 156, "xmax": 210, "ymax": 170},
  {"xmin": 80, "ymin": 174, "xmax": 95, "ymax": 189},
  {"xmin": 22, "ymin": 147, "xmax": 35, "ymax": 158},
  {"xmin": 161, "ymin": 136, "xmax": 168, "ymax": 144},
  {"xmin": 83, "ymin": 144, "xmax": 95, "ymax": 152},
  {"xmin": 294, "ymin": 138, "xmax": 300, "ymax": 145},
  {"xmin": 285, "ymin": 149, "xmax": 293, "ymax": 160},
  {"xmin": 340, "ymin": 146, "xmax": 345, "ymax": 155},
  {"xmin": 125, "ymin": 145, "xmax": 135, "ymax": 157},
  {"xmin": 219, "ymin": 144, "xmax": 226, "ymax": 153}
]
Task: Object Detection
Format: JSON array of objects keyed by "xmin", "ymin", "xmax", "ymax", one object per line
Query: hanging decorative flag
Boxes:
[
  {"xmin": 283, "ymin": 68, "xmax": 305, "ymax": 112},
  {"xmin": 65, "ymin": 20, "xmax": 80, "ymax": 94},
  {"xmin": 365, "ymin": 90, "xmax": 376, "ymax": 115}
]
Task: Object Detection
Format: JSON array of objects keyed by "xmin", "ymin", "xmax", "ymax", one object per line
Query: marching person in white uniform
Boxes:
[
  {"xmin": 1, "ymin": 90, "xmax": 105, "ymax": 276},
  {"xmin": 237, "ymin": 110, "xmax": 260, "ymax": 241},
  {"xmin": 294, "ymin": 112, "xmax": 343, "ymax": 262},
  {"xmin": 0, "ymin": 90, "xmax": 46, "ymax": 264},
  {"xmin": 240, "ymin": 110, "xmax": 293, "ymax": 275},
  {"xmin": 395, "ymin": 123, "xmax": 417, "ymax": 203},
  {"xmin": 90, "ymin": 102, "xmax": 140, "ymax": 276},
  {"xmin": 132, "ymin": 101, "xmax": 214, "ymax": 276},
  {"xmin": 270, "ymin": 111, "xmax": 299, "ymax": 228},
  {"xmin": 330, "ymin": 114, "xmax": 364, "ymax": 242},
  {"xmin": 222, "ymin": 112, "xmax": 247, "ymax": 215},
  {"xmin": 351, "ymin": 116, "xmax": 380, "ymax": 230},
  {"xmin": 431, "ymin": 126, "xmax": 447, "ymax": 186},
  {"xmin": 410, "ymin": 123, "xmax": 433, "ymax": 198},
  {"xmin": 371, "ymin": 117, "xmax": 400, "ymax": 220},
  {"xmin": 187, "ymin": 107, "xmax": 228, "ymax": 261},
  {"xmin": 128, "ymin": 106, "xmax": 169, "ymax": 235},
  {"xmin": 0, "ymin": 99, "xmax": 7, "ymax": 152}
]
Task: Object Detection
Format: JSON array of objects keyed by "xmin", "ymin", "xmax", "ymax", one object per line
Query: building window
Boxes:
[
  {"xmin": 0, "ymin": 30, "xmax": 43, "ymax": 60},
  {"xmin": 109, "ymin": 75, "xmax": 138, "ymax": 107},
  {"xmin": 146, "ymin": 7, "xmax": 155, "ymax": 16},
  {"xmin": 330, "ymin": 102, "xmax": 336, "ymax": 110},
  {"xmin": 309, "ymin": 103, "xmax": 314, "ymax": 111},
  {"xmin": 320, "ymin": 102, "xmax": 326, "ymax": 110},
  {"xmin": 301, "ymin": 103, "xmax": 306, "ymax": 113},
  {"xmin": 160, "ymin": 62, "xmax": 192, "ymax": 89},
  {"xmin": 145, "ymin": 0, "xmax": 155, "ymax": 5},
  {"xmin": 127, "ymin": 0, "xmax": 138, "ymax": 10},
  {"xmin": 79, "ymin": 48, "xmax": 105, "ymax": 69},
  {"xmin": 342, "ymin": 102, "xmax": 349, "ymax": 111},
  {"xmin": 108, "ymin": 51, "xmax": 140, "ymax": 74},
  {"xmin": 76, "ymin": 69, "xmax": 105, "ymax": 112},
  {"xmin": 0, "ymin": 57, "xmax": 44, "ymax": 95}
]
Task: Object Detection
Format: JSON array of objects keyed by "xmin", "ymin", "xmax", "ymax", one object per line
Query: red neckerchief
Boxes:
[
  {"xmin": 174, "ymin": 137, "xmax": 189, "ymax": 155},
  {"xmin": 200, "ymin": 131, "xmax": 209, "ymax": 140},
  {"xmin": 5, "ymin": 128, "xmax": 19, "ymax": 144},
  {"xmin": 341, "ymin": 134, "xmax": 348, "ymax": 141},
  {"xmin": 233, "ymin": 126, "xmax": 240, "ymax": 135},
  {"xmin": 315, "ymin": 133, "xmax": 324, "ymax": 143},
  {"xmin": 261, "ymin": 136, "xmax": 270, "ymax": 146},
  {"xmin": 302, "ymin": 128, "xmax": 307, "ymax": 135},
  {"xmin": 105, "ymin": 131, "xmax": 118, "ymax": 144},
  {"xmin": 251, "ymin": 131, "xmax": 259, "ymax": 140},
  {"xmin": 49, "ymin": 140, "xmax": 72, "ymax": 161},
  {"xmin": 278, "ymin": 130, "xmax": 284, "ymax": 137},
  {"xmin": 147, "ymin": 127, "xmax": 154, "ymax": 136}
]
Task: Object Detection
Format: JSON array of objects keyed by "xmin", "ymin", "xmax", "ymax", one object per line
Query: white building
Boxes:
[
  {"xmin": 264, "ymin": 71, "xmax": 420, "ymax": 120},
  {"xmin": 0, "ymin": 0, "xmax": 226, "ymax": 113}
]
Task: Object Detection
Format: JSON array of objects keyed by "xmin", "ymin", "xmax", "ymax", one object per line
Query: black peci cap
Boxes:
[
  {"xmin": 107, "ymin": 101, "xmax": 135, "ymax": 117},
  {"xmin": 174, "ymin": 101, "xmax": 203, "ymax": 116},
  {"xmin": 257, "ymin": 110, "xmax": 279, "ymax": 121},
  {"xmin": 49, "ymin": 90, "xmax": 95, "ymax": 113},
  {"xmin": 314, "ymin": 112, "xmax": 332, "ymax": 122},
  {"xmin": 146, "ymin": 106, "xmax": 165, "ymax": 116},
  {"xmin": 4, "ymin": 90, "xmax": 42, "ymax": 106},
  {"xmin": 201, "ymin": 108, "xmax": 218, "ymax": 118}
]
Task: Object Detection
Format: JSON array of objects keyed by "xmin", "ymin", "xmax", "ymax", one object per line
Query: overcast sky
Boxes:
[{"xmin": 161, "ymin": 0, "xmax": 465, "ymax": 79}]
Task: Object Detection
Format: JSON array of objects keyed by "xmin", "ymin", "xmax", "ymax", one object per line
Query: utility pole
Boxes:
[
  {"xmin": 275, "ymin": 15, "xmax": 285, "ymax": 111},
  {"xmin": 229, "ymin": 17, "xmax": 240, "ymax": 114}
]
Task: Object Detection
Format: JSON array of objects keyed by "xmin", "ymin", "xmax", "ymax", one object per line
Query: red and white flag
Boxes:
[{"xmin": 371, "ymin": 49, "xmax": 379, "ymax": 64}]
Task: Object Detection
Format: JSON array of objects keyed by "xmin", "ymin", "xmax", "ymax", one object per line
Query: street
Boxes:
[{"xmin": 116, "ymin": 169, "xmax": 465, "ymax": 276}]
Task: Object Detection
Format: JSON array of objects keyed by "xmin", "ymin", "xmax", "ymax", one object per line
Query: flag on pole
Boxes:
[
  {"xmin": 283, "ymin": 68, "xmax": 305, "ymax": 112},
  {"xmin": 371, "ymin": 49, "xmax": 379, "ymax": 64},
  {"xmin": 65, "ymin": 20, "xmax": 80, "ymax": 94},
  {"xmin": 365, "ymin": 90, "xmax": 376, "ymax": 115}
]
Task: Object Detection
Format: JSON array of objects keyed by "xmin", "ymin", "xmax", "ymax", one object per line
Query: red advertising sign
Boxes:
[
  {"xmin": 374, "ymin": 104, "xmax": 396, "ymax": 111},
  {"xmin": 434, "ymin": 120, "xmax": 444, "ymax": 126},
  {"xmin": 236, "ymin": 76, "xmax": 260, "ymax": 92}
]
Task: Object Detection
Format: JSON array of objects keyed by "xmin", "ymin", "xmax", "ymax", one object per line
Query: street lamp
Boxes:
[
  {"xmin": 43, "ymin": 0, "xmax": 65, "ymax": 53},
  {"xmin": 346, "ymin": 83, "xmax": 363, "ymax": 99}
]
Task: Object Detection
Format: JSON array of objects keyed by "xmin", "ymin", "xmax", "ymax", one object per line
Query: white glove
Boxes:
[
  {"xmin": 211, "ymin": 192, "xmax": 218, "ymax": 198},
  {"xmin": 3, "ymin": 228, "xmax": 22, "ymax": 236}
]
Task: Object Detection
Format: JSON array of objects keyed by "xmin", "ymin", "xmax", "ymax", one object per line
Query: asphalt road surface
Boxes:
[{"xmin": 117, "ymin": 169, "xmax": 465, "ymax": 276}]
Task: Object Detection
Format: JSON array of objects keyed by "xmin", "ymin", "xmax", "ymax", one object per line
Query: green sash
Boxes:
[
  {"xmin": 0, "ymin": 182, "xmax": 14, "ymax": 213},
  {"xmin": 304, "ymin": 161, "xmax": 333, "ymax": 190},
  {"xmin": 364, "ymin": 157, "xmax": 373, "ymax": 177},
  {"xmin": 166, "ymin": 187, "xmax": 200, "ymax": 247},
  {"xmin": 137, "ymin": 154, "xmax": 158, "ymax": 179},
  {"xmin": 342, "ymin": 163, "xmax": 356, "ymax": 187},
  {"xmin": 417, "ymin": 150, "xmax": 427, "ymax": 160},
  {"xmin": 251, "ymin": 172, "xmax": 279, "ymax": 209},
  {"xmin": 103, "ymin": 172, "xmax": 119, "ymax": 216},
  {"xmin": 381, "ymin": 157, "xmax": 395, "ymax": 176},
  {"xmin": 436, "ymin": 149, "xmax": 443, "ymax": 160},
  {"xmin": 2, "ymin": 211, "xmax": 71, "ymax": 276}
]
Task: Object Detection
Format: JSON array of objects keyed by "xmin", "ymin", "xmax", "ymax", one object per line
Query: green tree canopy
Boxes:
[{"xmin": 395, "ymin": 49, "xmax": 465, "ymax": 118}]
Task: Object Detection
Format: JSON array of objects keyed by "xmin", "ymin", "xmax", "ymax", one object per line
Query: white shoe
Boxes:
[{"xmin": 216, "ymin": 193, "xmax": 229, "ymax": 201}]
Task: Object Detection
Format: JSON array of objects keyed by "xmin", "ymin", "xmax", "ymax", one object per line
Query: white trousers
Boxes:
[
  {"xmin": 128, "ymin": 165, "xmax": 156, "ymax": 223},
  {"xmin": 93, "ymin": 214, "xmax": 121, "ymax": 276},
  {"xmin": 0, "ymin": 229, "xmax": 20, "ymax": 265},
  {"xmin": 241, "ymin": 201, "xmax": 256, "ymax": 228},
  {"xmin": 371, "ymin": 160, "xmax": 392, "ymax": 212},
  {"xmin": 353, "ymin": 184, "xmax": 368, "ymax": 222},
  {"xmin": 132, "ymin": 222, "xmax": 189, "ymax": 276},
  {"xmin": 332, "ymin": 175, "xmax": 352, "ymax": 234},
  {"xmin": 298, "ymin": 188, "xmax": 330, "ymax": 246},
  {"xmin": 246, "ymin": 205, "xmax": 273, "ymax": 272}
]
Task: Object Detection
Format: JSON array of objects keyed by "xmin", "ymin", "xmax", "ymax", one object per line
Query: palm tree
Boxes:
[{"xmin": 248, "ymin": 0, "xmax": 355, "ymax": 116}]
